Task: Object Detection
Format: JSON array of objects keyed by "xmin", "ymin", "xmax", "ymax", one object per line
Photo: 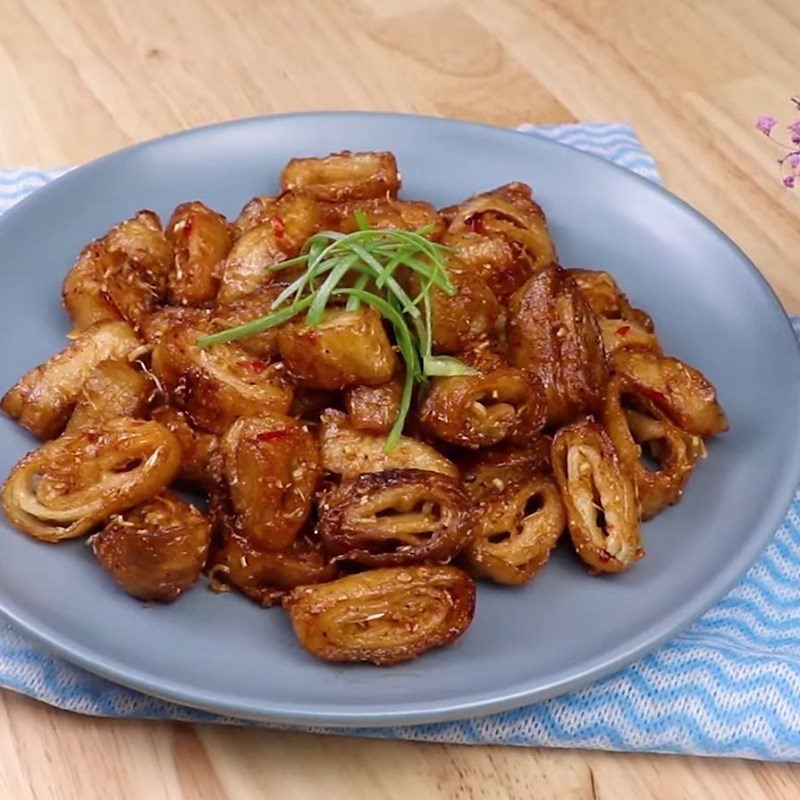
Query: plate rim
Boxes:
[{"xmin": 0, "ymin": 110, "xmax": 798, "ymax": 727}]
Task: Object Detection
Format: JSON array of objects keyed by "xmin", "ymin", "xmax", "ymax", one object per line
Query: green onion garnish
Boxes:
[{"xmin": 197, "ymin": 218, "xmax": 477, "ymax": 449}]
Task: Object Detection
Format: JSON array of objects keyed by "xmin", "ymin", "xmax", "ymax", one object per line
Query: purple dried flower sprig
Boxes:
[{"xmin": 756, "ymin": 97, "xmax": 800, "ymax": 189}]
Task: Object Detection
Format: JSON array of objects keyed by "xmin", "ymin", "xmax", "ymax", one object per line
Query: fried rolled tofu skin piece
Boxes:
[
  {"xmin": 165, "ymin": 202, "xmax": 233, "ymax": 306},
  {"xmin": 610, "ymin": 349, "xmax": 728, "ymax": 437},
  {"xmin": 603, "ymin": 375, "xmax": 705, "ymax": 519},
  {"xmin": 91, "ymin": 492, "xmax": 211, "ymax": 602},
  {"xmin": 508, "ymin": 264, "xmax": 606, "ymax": 426},
  {"xmin": 344, "ymin": 378, "xmax": 403, "ymax": 434},
  {"xmin": 464, "ymin": 476, "xmax": 565, "ymax": 585},
  {"xmin": 150, "ymin": 406, "xmax": 219, "ymax": 489},
  {"xmin": 151, "ymin": 322, "xmax": 292, "ymax": 434},
  {"xmin": 63, "ymin": 211, "xmax": 172, "ymax": 331},
  {"xmin": 2, "ymin": 419, "xmax": 181, "ymax": 542},
  {"xmin": 442, "ymin": 182, "xmax": 556, "ymax": 276},
  {"xmin": 426, "ymin": 256, "xmax": 504, "ymax": 354},
  {"xmin": 417, "ymin": 366, "xmax": 545, "ymax": 449},
  {"xmin": 323, "ymin": 198, "xmax": 445, "ymax": 239},
  {"xmin": 284, "ymin": 565, "xmax": 475, "ymax": 665},
  {"xmin": 213, "ymin": 415, "xmax": 321, "ymax": 551},
  {"xmin": 2, "ymin": 321, "xmax": 142, "ymax": 439},
  {"xmin": 318, "ymin": 469, "xmax": 472, "ymax": 567},
  {"xmin": 65, "ymin": 359, "xmax": 152, "ymax": 433},
  {"xmin": 551, "ymin": 419, "xmax": 642, "ymax": 573},
  {"xmin": 208, "ymin": 531, "xmax": 337, "ymax": 607},
  {"xmin": 460, "ymin": 438, "xmax": 552, "ymax": 500},
  {"xmin": 218, "ymin": 192, "xmax": 323, "ymax": 303},
  {"xmin": 278, "ymin": 308, "xmax": 397, "ymax": 390},
  {"xmin": 568, "ymin": 269, "xmax": 660, "ymax": 355},
  {"xmin": 320, "ymin": 410, "xmax": 459, "ymax": 479},
  {"xmin": 280, "ymin": 151, "xmax": 400, "ymax": 201}
]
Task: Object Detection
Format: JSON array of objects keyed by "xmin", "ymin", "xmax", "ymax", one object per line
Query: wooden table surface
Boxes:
[{"xmin": 0, "ymin": 1, "xmax": 798, "ymax": 798}]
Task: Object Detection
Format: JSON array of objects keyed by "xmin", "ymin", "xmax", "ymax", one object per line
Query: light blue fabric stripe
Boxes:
[{"xmin": 1, "ymin": 124, "xmax": 799, "ymax": 761}]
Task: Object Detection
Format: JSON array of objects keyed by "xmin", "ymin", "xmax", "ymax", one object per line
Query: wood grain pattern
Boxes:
[{"xmin": 0, "ymin": 0, "xmax": 798, "ymax": 797}]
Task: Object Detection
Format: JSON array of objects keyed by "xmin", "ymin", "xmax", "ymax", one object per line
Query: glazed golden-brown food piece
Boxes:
[
  {"xmin": 212, "ymin": 415, "xmax": 321, "ymax": 551},
  {"xmin": 568, "ymin": 269, "xmax": 660, "ymax": 356},
  {"xmin": 597, "ymin": 317, "xmax": 661, "ymax": 356},
  {"xmin": 208, "ymin": 531, "xmax": 337, "ymax": 607},
  {"xmin": 63, "ymin": 211, "xmax": 172, "ymax": 331},
  {"xmin": 460, "ymin": 438, "xmax": 552, "ymax": 500},
  {"xmin": 603, "ymin": 374, "xmax": 706, "ymax": 519},
  {"xmin": 426, "ymin": 256, "xmax": 504, "ymax": 354},
  {"xmin": 281, "ymin": 151, "xmax": 400, "ymax": 202},
  {"xmin": 508, "ymin": 264, "xmax": 606, "ymax": 426},
  {"xmin": 65, "ymin": 359, "xmax": 152, "ymax": 433},
  {"xmin": 92, "ymin": 492, "xmax": 211, "ymax": 602},
  {"xmin": 417, "ymin": 366, "xmax": 545, "ymax": 449},
  {"xmin": 1, "ymin": 418, "xmax": 181, "ymax": 542},
  {"xmin": 233, "ymin": 195, "xmax": 277, "ymax": 237},
  {"xmin": 443, "ymin": 230, "xmax": 525, "ymax": 302},
  {"xmin": 1, "ymin": 321, "xmax": 142, "ymax": 439},
  {"xmin": 551, "ymin": 419, "xmax": 642, "ymax": 573},
  {"xmin": 150, "ymin": 406, "xmax": 219, "ymax": 489},
  {"xmin": 278, "ymin": 308, "xmax": 397, "ymax": 390},
  {"xmin": 463, "ymin": 475, "xmax": 566, "ymax": 585},
  {"xmin": 165, "ymin": 202, "xmax": 234, "ymax": 306},
  {"xmin": 151, "ymin": 321, "xmax": 292, "ymax": 434},
  {"xmin": 609, "ymin": 348, "xmax": 728, "ymax": 438},
  {"xmin": 319, "ymin": 409, "xmax": 459, "ymax": 479},
  {"xmin": 284, "ymin": 565, "xmax": 475, "ymax": 665},
  {"xmin": 318, "ymin": 469, "xmax": 472, "ymax": 567},
  {"xmin": 344, "ymin": 378, "xmax": 403, "ymax": 434},
  {"xmin": 323, "ymin": 198, "xmax": 445, "ymax": 239},
  {"xmin": 217, "ymin": 192, "xmax": 323, "ymax": 303},
  {"xmin": 442, "ymin": 182, "xmax": 556, "ymax": 274}
]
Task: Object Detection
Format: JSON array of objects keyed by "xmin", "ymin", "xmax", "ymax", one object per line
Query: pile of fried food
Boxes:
[{"xmin": 0, "ymin": 151, "xmax": 728, "ymax": 666}]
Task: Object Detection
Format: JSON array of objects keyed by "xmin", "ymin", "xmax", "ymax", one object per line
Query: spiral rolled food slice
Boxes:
[
  {"xmin": 91, "ymin": 491, "xmax": 211, "ymax": 602},
  {"xmin": 2, "ymin": 418, "xmax": 181, "ymax": 542},
  {"xmin": 610, "ymin": 348, "xmax": 728, "ymax": 438},
  {"xmin": 417, "ymin": 365, "xmax": 545, "ymax": 449},
  {"xmin": 317, "ymin": 468, "xmax": 472, "ymax": 567},
  {"xmin": 284, "ymin": 565, "xmax": 476, "ymax": 665},
  {"xmin": 463, "ymin": 475, "xmax": 566, "ymax": 585},
  {"xmin": 551, "ymin": 419, "xmax": 642, "ymax": 573},
  {"xmin": 602, "ymin": 373, "xmax": 706, "ymax": 519},
  {"xmin": 459, "ymin": 438, "xmax": 552, "ymax": 500}
]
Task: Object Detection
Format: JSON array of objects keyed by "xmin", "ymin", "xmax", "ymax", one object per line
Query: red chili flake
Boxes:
[
  {"xmin": 271, "ymin": 215, "xmax": 285, "ymax": 239},
  {"xmin": 467, "ymin": 214, "xmax": 485, "ymax": 234},
  {"xmin": 183, "ymin": 216, "xmax": 194, "ymax": 236},
  {"xmin": 239, "ymin": 358, "xmax": 266, "ymax": 374},
  {"xmin": 616, "ymin": 325, "xmax": 631, "ymax": 336},
  {"xmin": 256, "ymin": 429, "xmax": 291, "ymax": 443},
  {"xmin": 598, "ymin": 549, "xmax": 612, "ymax": 562},
  {"xmin": 640, "ymin": 387, "xmax": 666, "ymax": 405}
]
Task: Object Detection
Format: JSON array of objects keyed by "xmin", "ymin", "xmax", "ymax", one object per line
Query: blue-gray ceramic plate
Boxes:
[{"xmin": 0, "ymin": 113, "xmax": 798, "ymax": 727}]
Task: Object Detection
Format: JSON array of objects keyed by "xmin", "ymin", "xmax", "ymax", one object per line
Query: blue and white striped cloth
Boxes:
[{"xmin": 2, "ymin": 124, "xmax": 799, "ymax": 761}]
